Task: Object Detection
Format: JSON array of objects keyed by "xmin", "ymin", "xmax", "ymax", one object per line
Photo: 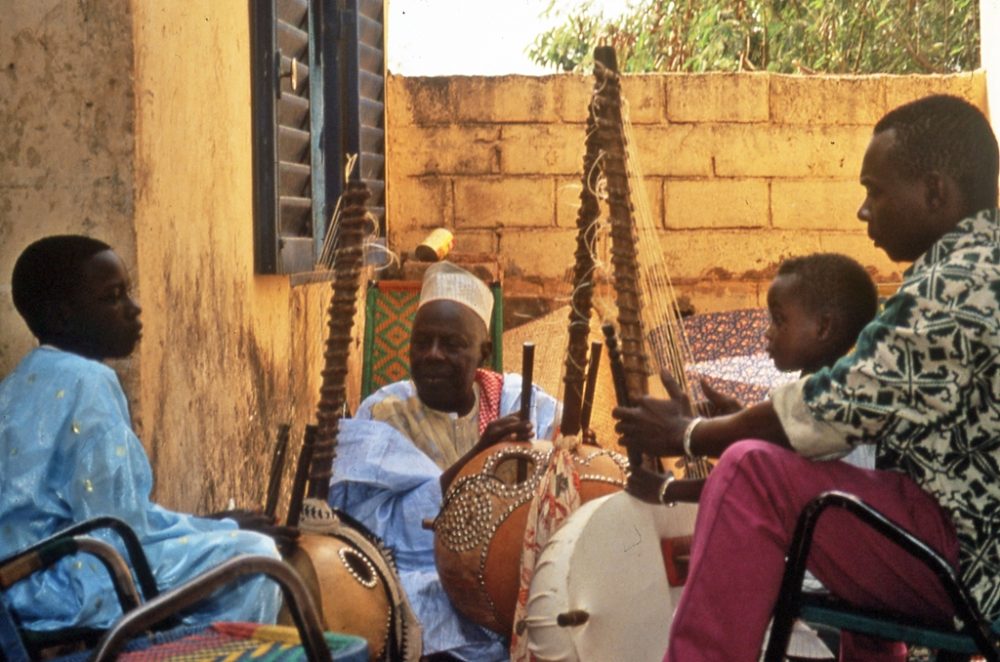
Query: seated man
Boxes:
[
  {"xmin": 615, "ymin": 95, "xmax": 1000, "ymax": 661},
  {"xmin": 0, "ymin": 236, "xmax": 295, "ymax": 632},
  {"xmin": 330, "ymin": 261, "xmax": 559, "ymax": 661}
]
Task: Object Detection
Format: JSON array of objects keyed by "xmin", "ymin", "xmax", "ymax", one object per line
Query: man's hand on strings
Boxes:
[
  {"xmin": 627, "ymin": 466, "xmax": 671, "ymax": 505},
  {"xmin": 699, "ymin": 378, "xmax": 743, "ymax": 416},
  {"xmin": 208, "ymin": 508, "xmax": 301, "ymax": 556},
  {"xmin": 478, "ymin": 413, "xmax": 533, "ymax": 450},
  {"xmin": 658, "ymin": 368, "xmax": 695, "ymax": 418},
  {"xmin": 613, "ymin": 368, "xmax": 693, "ymax": 457}
]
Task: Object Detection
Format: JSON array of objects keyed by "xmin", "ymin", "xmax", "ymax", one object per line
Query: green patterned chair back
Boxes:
[{"xmin": 360, "ymin": 280, "xmax": 504, "ymax": 400}]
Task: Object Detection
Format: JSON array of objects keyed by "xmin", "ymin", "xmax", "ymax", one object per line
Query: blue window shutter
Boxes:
[
  {"xmin": 251, "ymin": 0, "xmax": 385, "ymax": 273},
  {"xmin": 342, "ymin": 0, "xmax": 386, "ymax": 231},
  {"xmin": 251, "ymin": 0, "xmax": 317, "ymax": 274}
]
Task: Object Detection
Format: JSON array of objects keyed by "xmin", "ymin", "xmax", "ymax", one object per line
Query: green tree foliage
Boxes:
[{"xmin": 529, "ymin": 0, "xmax": 980, "ymax": 74}]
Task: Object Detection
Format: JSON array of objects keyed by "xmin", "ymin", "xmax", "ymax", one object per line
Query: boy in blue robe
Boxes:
[{"xmin": 0, "ymin": 235, "xmax": 293, "ymax": 631}]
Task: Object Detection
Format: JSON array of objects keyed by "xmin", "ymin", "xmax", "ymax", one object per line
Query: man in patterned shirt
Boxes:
[{"xmin": 613, "ymin": 94, "xmax": 1000, "ymax": 662}]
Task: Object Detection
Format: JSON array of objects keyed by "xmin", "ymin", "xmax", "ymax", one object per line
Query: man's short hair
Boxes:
[
  {"xmin": 777, "ymin": 253, "xmax": 878, "ymax": 355},
  {"xmin": 11, "ymin": 235, "xmax": 111, "ymax": 339},
  {"xmin": 874, "ymin": 94, "xmax": 999, "ymax": 212}
]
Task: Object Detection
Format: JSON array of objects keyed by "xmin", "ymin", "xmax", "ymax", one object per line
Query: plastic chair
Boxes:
[
  {"xmin": 762, "ymin": 491, "xmax": 1000, "ymax": 662},
  {"xmin": 361, "ymin": 279, "xmax": 504, "ymax": 399},
  {"xmin": 0, "ymin": 518, "xmax": 367, "ymax": 662}
]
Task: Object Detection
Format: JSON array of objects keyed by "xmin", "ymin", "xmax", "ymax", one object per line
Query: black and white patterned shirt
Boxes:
[{"xmin": 773, "ymin": 208, "xmax": 1000, "ymax": 620}]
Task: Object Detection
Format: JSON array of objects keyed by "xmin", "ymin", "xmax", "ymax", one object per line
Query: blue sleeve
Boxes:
[
  {"xmin": 329, "ymin": 419, "xmax": 442, "ymax": 569},
  {"xmin": 499, "ymin": 373, "xmax": 561, "ymax": 440},
  {"xmin": 1, "ymin": 356, "xmax": 278, "ymax": 630}
]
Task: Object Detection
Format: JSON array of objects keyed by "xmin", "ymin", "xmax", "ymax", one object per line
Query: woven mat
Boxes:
[
  {"xmin": 58, "ymin": 623, "xmax": 368, "ymax": 662},
  {"xmin": 502, "ymin": 307, "xmax": 632, "ymax": 453},
  {"xmin": 365, "ymin": 283, "xmax": 421, "ymax": 395},
  {"xmin": 130, "ymin": 623, "xmax": 366, "ymax": 661}
]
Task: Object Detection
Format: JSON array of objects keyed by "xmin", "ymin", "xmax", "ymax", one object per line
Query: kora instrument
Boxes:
[
  {"xmin": 279, "ymin": 182, "xmax": 421, "ymax": 661},
  {"xmin": 433, "ymin": 440, "xmax": 627, "ymax": 635},
  {"xmin": 523, "ymin": 491, "xmax": 697, "ymax": 661}
]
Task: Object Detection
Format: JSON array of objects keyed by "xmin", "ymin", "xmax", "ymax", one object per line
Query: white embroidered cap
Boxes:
[{"xmin": 418, "ymin": 261, "xmax": 493, "ymax": 329}]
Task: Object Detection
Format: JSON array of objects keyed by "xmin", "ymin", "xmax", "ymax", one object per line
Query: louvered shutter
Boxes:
[
  {"xmin": 343, "ymin": 0, "xmax": 386, "ymax": 227},
  {"xmin": 251, "ymin": 0, "xmax": 385, "ymax": 274}
]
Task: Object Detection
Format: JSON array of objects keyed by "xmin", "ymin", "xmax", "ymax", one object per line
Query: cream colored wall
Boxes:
[
  {"xmin": 0, "ymin": 0, "xmax": 365, "ymax": 517},
  {"xmin": 0, "ymin": 1, "xmax": 138, "ymax": 383},
  {"xmin": 130, "ymin": 2, "xmax": 336, "ymax": 513},
  {"xmin": 386, "ymin": 72, "xmax": 988, "ymax": 316}
]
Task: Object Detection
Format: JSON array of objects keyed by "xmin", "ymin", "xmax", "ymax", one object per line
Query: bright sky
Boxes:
[{"xmin": 387, "ymin": 0, "xmax": 632, "ymax": 76}]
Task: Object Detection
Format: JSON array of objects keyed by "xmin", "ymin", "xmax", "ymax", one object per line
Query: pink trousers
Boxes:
[{"xmin": 665, "ymin": 441, "xmax": 960, "ymax": 662}]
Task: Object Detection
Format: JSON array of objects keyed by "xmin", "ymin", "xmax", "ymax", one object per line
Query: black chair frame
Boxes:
[
  {"xmin": 1, "ymin": 516, "xmax": 159, "ymax": 601},
  {"xmin": 1, "ymin": 524, "xmax": 335, "ymax": 662},
  {"xmin": 762, "ymin": 491, "xmax": 1000, "ymax": 662},
  {"xmin": 89, "ymin": 554, "xmax": 333, "ymax": 662},
  {"xmin": 0, "ymin": 517, "xmax": 173, "ymax": 658},
  {"xmin": 1, "ymin": 536, "xmax": 142, "ymax": 615}
]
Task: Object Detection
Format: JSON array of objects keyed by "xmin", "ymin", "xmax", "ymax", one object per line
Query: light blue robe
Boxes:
[
  {"xmin": 0, "ymin": 347, "xmax": 280, "ymax": 631},
  {"xmin": 330, "ymin": 374, "xmax": 558, "ymax": 661}
]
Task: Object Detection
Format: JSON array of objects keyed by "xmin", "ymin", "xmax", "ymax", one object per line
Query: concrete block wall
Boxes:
[{"xmin": 386, "ymin": 72, "xmax": 988, "ymax": 322}]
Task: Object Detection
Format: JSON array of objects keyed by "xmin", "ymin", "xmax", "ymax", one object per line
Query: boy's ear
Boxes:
[
  {"xmin": 479, "ymin": 339, "xmax": 493, "ymax": 367},
  {"xmin": 814, "ymin": 311, "xmax": 835, "ymax": 342}
]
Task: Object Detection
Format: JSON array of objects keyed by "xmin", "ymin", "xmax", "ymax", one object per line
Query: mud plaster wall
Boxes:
[
  {"xmin": 1, "ymin": 0, "xmax": 363, "ymax": 516},
  {"xmin": 0, "ymin": 1, "xmax": 138, "ymax": 391},
  {"xmin": 130, "ymin": 2, "xmax": 353, "ymax": 513},
  {"xmin": 386, "ymin": 72, "xmax": 988, "ymax": 321}
]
